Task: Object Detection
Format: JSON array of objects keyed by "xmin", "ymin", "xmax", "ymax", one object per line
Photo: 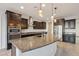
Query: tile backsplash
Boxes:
[{"xmin": 21, "ymin": 29, "xmax": 47, "ymax": 33}]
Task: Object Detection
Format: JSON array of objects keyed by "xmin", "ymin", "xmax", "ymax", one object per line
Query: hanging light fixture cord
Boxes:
[
  {"xmin": 52, "ymin": 3, "xmax": 54, "ymax": 16},
  {"xmin": 54, "ymin": 7, "xmax": 57, "ymax": 15},
  {"xmin": 40, "ymin": 3, "xmax": 42, "ymax": 10}
]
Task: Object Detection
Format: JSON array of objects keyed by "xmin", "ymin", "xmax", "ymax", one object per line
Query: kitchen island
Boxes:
[{"xmin": 10, "ymin": 34, "xmax": 58, "ymax": 56}]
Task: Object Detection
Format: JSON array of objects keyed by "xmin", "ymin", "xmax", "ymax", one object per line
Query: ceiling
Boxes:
[{"xmin": 0, "ymin": 3, "xmax": 79, "ymax": 21}]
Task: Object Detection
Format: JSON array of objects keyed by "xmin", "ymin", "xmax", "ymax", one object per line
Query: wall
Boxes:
[
  {"xmin": 0, "ymin": 9, "xmax": 7, "ymax": 49},
  {"xmin": 0, "ymin": 11, "xmax": 2, "ymax": 49},
  {"xmin": 76, "ymin": 18, "xmax": 79, "ymax": 44}
]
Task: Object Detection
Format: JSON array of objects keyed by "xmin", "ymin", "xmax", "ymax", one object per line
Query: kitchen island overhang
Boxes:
[{"xmin": 10, "ymin": 36, "xmax": 58, "ymax": 56}]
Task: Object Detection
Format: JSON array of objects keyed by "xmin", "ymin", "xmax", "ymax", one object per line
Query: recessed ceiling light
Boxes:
[
  {"xmin": 42, "ymin": 4, "xmax": 46, "ymax": 7},
  {"xmin": 20, "ymin": 6, "xmax": 24, "ymax": 9}
]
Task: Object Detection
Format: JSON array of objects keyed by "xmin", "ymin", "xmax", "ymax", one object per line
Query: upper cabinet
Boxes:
[
  {"xmin": 21, "ymin": 18, "xmax": 28, "ymax": 29},
  {"xmin": 33, "ymin": 21, "xmax": 46, "ymax": 29},
  {"xmin": 6, "ymin": 10, "xmax": 21, "ymax": 28},
  {"xmin": 54, "ymin": 18, "xmax": 64, "ymax": 26},
  {"xmin": 64, "ymin": 19, "xmax": 76, "ymax": 29},
  {"xmin": 42, "ymin": 22, "xmax": 46, "ymax": 29},
  {"xmin": 6, "ymin": 10, "xmax": 46, "ymax": 29}
]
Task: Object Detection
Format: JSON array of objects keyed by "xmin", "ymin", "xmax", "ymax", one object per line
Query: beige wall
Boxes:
[
  {"xmin": 0, "ymin": 9, "xmax": 7, "ymax": 49},
  {"xmin": 0, "ymin": 12, "xmax": 2, "ymax": 49},
  {"xmin": 76, "ymin": 18, "xmax": 79, "ymax": 44}
]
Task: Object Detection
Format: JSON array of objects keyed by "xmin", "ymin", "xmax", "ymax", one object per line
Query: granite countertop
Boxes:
[{"xmin": 10, "ymin": 35, "xmax": 57, "ymax": 52}]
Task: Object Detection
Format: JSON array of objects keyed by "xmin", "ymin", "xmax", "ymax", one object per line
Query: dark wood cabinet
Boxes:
[
  {"xmin": 42, "ymin": 22, "xmax": 46, "ymax": 29},
  {"xmin": 21, "ymin": 18, "xmax": 28, "ymax": 29},
  {"xmin": 64, "ymin": 19, "xmax": 75, "ymax": 29},
  {"xmin": 63, "ymin": 34, "xmax": 75, "ymax": 44},
  {"xmin": 6, "ymin": 10, "xmax": 21, "ymax": 28},
  {"xmin": 54, "ymin": 19, "xmax": 64, "ymax": 25},
  {"xmin": 33, "ymin": 21, "xmax": 38, "ymax": 29},
  {"xmin": 33, "ymin": 21, "xmax": 46, "ymax": 29},
  {"xmin": 6, "ymin": 10, "xmax": 22, "ymax": 49}
]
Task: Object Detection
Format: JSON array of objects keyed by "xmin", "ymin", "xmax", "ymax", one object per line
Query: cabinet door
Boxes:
[
  {"xmin": 33, "ymin": 21, "xmax": 46, "ymax": 29},
  {"xmin": 40, "ymin": 22, "xmax": 43, "ymax": 29},
  {"xmin": 63, "ymin": 34, "xmax": 75, "ymax": 43},
  {"xmin": 63, "ymin": 34, "xmax": 69, "ymax": 42},
  {"xmin": 64, "ymin": 19, "xmax": 75, "ymax": 29},
  {"xmin": 69, "ymin": 34, "xmax": 75, "ymax": 43},
  {"xmin": 7, "ymin": 11, "xmax": 21, "ymax": 28},
  {"xmin": 65, "ymin": 21, "xmax": 69, "ymax": 29},
  {"xmin": 69, "ymin": 20, "xmax": 75, "ymax": 29},
  {"xmin": 33, "ymin": 21, "xmax": 38, "ymax": 29},
  {"xmin": 70, "ymin": 21, "xmax": 74, "ymax": 29},
  {"xmin": 21, "ymin": 18, "xmax": 28, "ymax": 29},
  {"xmin": 42, "ymin": 22, "xmax": 46, "ymax": 29}
]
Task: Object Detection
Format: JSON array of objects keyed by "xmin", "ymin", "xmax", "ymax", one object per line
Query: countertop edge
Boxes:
[{"xmin": 10, "ymin": 40, "xmax": 58, "ymax": 53}]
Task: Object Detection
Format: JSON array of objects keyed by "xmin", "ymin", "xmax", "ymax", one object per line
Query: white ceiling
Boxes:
[{"xmin": 0, "ymin": 3, "xmax": 79, "ymax": 21}]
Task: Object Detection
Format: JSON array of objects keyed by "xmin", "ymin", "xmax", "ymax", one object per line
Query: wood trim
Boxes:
[{"xmin": 5, "ymin": 10, "xmax": 21, "ymax": 16}]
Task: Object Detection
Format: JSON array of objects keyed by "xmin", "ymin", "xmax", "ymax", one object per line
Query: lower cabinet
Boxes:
[{"xmin": 63, "ymin": 34, "xmax": 76, "ymax": 44}]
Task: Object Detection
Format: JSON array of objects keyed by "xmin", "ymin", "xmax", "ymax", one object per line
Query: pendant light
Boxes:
[
  {"xmin": 51, "ymin": 4, "xmax": 54, "ymax": 19},
  {"xmin": 53, "ymin": 7, "xmax": 57, "ymax": 23},
  {"xmin": 38, "ymin": 3, "xmax": 43, "ymax": 17},
  {"xmin": 51, "ymin": 3, "xmax": 57, "ymax": 23}
]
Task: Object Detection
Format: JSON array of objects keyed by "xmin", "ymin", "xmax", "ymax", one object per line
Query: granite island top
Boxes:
[{"xmin": 10, "ymin": 35, "xmax": 57, "ymax": 52}]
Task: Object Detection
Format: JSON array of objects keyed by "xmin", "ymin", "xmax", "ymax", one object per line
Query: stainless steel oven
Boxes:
[
  {"xmin": 8, "ymin": 28, "xmax": 21, "ymax": 39},
  {"xmin": 7, "ymin": 28, "xmax": 21, "ymax": 49}
]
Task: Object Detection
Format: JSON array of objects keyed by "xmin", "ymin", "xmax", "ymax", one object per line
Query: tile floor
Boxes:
[
  {"xmin": 0, "ymin": 49, "xmax": 11, "ymax": 56},
  {"xmin": 0, "ymin": 42, "xmax": 79, "ymax": 56},
  {"xmin": 55, "ymin": 42, "xmax": 79, "ymax": 56}
]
